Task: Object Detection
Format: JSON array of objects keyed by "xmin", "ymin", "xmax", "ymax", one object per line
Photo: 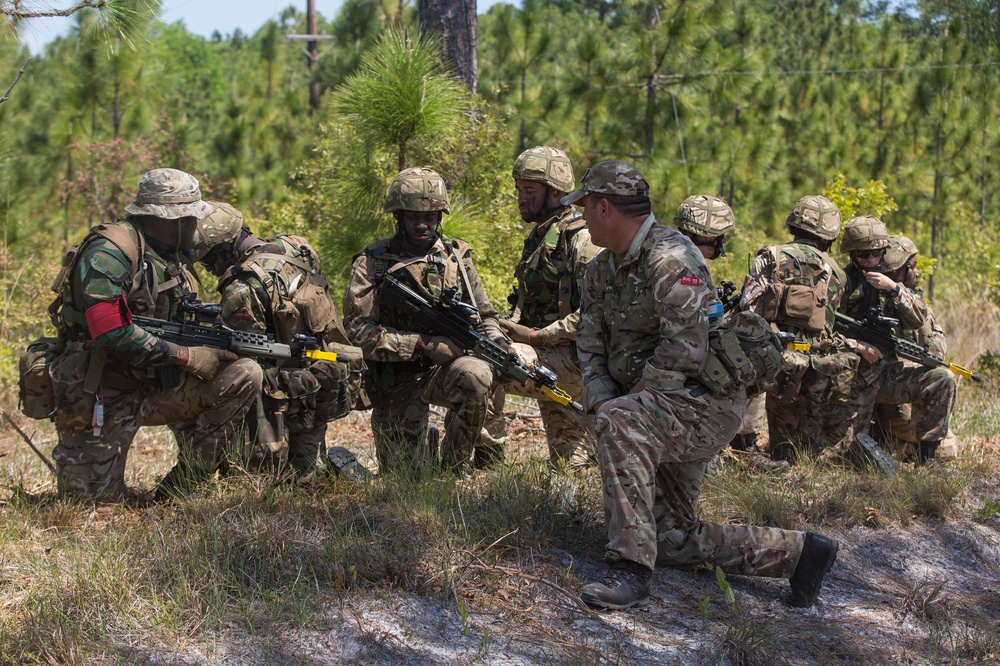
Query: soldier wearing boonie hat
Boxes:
[
  {"xmin": 46, "ymin": 168, "xmax": 262, "ymax": 502},
  {"xmin": 572, "ymin": 160, "xmax": 837, "ymax": 612}
]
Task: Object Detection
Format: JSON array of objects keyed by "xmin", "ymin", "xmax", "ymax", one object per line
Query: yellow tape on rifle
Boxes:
[
  {"xmin": 304, "ymin": 349, "xmax": 345, "ymax": 363},
  {"xmin": 786, "ymin": 342, "xmax": 811, "ymax": 352},
  {"xmin": 540, "ymin": 385, "xmax": 572, "ymax": 407}
]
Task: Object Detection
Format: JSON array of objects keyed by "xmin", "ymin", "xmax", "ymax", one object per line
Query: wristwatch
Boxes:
[{"xmin": 888, "ymin": 284, "xmax": 901, "ymax": 298}]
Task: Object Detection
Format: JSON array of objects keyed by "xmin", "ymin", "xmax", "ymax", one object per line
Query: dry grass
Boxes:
[{"xmin": 0, "ymin": 361, "xmax": 998, "ymax": 663}]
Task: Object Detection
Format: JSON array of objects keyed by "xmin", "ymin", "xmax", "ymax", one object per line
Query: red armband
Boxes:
[{"xmin": 85, "ymin": 296, "xmax": 133, "ymax": 339}]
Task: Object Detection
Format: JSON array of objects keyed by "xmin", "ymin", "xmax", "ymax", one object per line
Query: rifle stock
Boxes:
[{"xmin": 380, "ymin": 275, "xmax": 583, "ymax": 412}]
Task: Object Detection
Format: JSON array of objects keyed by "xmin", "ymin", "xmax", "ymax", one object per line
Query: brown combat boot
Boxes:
[
  {"xmin": 581, "ymin": 560, "xmax": 652, "ymax": 610},
  {"xmin": 788, "ymin": 532, "xmax": 839, "ymax": 608}
]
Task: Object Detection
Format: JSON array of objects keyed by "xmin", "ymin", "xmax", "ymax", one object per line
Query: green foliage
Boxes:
[
  {"xmin": 336, "ymin": 28, "xmax": 469, "ymax": 169},
  {"xmin": 823, "ymin": 172, "xmax": 899, "ymax": 221}
]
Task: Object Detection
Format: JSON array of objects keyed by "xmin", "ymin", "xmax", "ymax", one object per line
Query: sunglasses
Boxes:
[{"xmin": 855, "ymin": 249, "xmax": 885, "ymax": 259}]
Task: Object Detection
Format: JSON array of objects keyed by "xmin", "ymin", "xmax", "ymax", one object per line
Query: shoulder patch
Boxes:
[{"xmin": 681, "ymin": 275, "xmax": 701, "ymax": 286}]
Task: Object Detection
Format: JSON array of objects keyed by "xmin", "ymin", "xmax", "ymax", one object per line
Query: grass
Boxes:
[{"xmin": 0, "ymin": 380, "xmax": 997, "ymax": 664}]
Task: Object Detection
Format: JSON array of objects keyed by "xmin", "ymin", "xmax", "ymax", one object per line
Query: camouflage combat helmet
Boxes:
[
  {"xmin": 673, "ymin": 195, "xmax": 735, "ymax": 237},
  {"xmin": 785, "ymin": 195, "xmax": 842, "ymax": 241},
  {"xmin": 384, "ymin": 167, "xmax": 451, "ymax": 214},
  {"xmin": 840, "ymin": 215, "xmax": 890, "ymax": 254},
  {"xmin": 191, "ymin": 202, "xmax": 244, "ymax": 262},
  {"xmin": 561, "ymin": 160, "xmax": 649, "ymax": 206},
  {"xmin": 512, "ymin": 146, "xmax": 575, "ymax": 193},
  {"xmin": 883, "ymin": 234, "xmax": 919, "ymax": 272},
  {"xmin": 124, "ymin": 168, "xmax": 214, "ymax": 220}
]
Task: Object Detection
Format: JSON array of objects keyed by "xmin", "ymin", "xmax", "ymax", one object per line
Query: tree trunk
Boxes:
[
  {"xmin": 307, "ymin": 0, "xmax": 320, "ymax": 110},
  {"xmin": 419, "ymin": 0, "xmax": 478, "ymax": 95}
]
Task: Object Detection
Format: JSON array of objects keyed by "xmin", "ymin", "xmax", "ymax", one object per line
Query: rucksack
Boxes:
[
  {"xmin": 756, "ymin": 244, "xmax": 835, "ymax": 333},
  {"xmin": 696, "ymin": 305, "xmax": 785, "ymax": 398}
]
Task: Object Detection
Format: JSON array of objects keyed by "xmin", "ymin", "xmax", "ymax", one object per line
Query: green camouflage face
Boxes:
[
  {"xmin": 124, "ymin": 168, "xmax": 214, "ymax": 220},
  {"xmin": 512, "ymin": 146, "xmax": 575, "ymax": 193},
  {"xmin": 561, "ymin": 160, "xmax": 649, "ymax": 206},
  {"xmin": 383, "ymin": 167, "xmax": 451, "ymax": 213},
  {"xmin": 883, "ymin": 234, "xmax": 919, "ymax": 272},
  {"xmin": 191, "ymin": 202, "xmax": 244, "ymax": 262},
  {"xmin": 786, "ymin": 195, "xmax": 842, "ymax": 241},
  {"xmin": 840, "ymin": 215, "xmax": 890, "ymax": 253},
  {"xmin": 673, "ymin": 195, "xmax": 735, "ymax": 237}
]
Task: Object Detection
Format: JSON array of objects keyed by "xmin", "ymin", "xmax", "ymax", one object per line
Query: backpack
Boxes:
[
  {"xmin": 757, "ymin": 244, "xmax": 834, "ymax": 333},
  {"xmin": 222, "ymin": 235, "xmax": 350, "ymax": 347},
  {"xmin": 696, "ymin": 305, "xmax": 785, "ymax": 398}
]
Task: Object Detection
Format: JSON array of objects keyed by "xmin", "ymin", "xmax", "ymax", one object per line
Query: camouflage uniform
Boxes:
[
  {"xmin": 344, "ymin": 233, "xmax": 501, "ymax": 472},
  {"xmin": 838, "ymin": 264, "xmax": 954, "ymax": 448},
  {"xmin": 209, "ymin": 231, "xmax": 363, "ymax": 478},
  {"xmin": 496, "ymin": 204, "xmax": 598, "ymax": 462},
  {"xmin": 573, "ymin": 164, "xmax": 805, "ymax": 577},
  {"xmin": 741, "ymin": 240, "xmax": 858, "ymax": 457},
  {"xmin": 49, "ymin": 170, "xmax": 262, "ymax": 500}
]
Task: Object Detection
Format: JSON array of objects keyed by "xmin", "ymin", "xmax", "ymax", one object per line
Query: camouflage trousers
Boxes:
[
  {"xmin": 737, "ymin": 393, "xmax": 766, "ymax": 436},
  {"xmin": 766, "ymin": 393, "xmax": 856, "ymax": 460},
  {"xmin": 51, "ymin": 358, "xmax": 263, "ymax": 500},
  {"xmin": 370, "ymin": 356, "xmax": 493, "ymax": 473},
  {"xmin": 846, "ymin": 359, "xmax": 957, "ymax": 445},
  {"xmin": 249, "ymin": 360, "xmax": 361, "ymax": 476},
  {"xmin": 484, "ymin": 341, "xmax": 593, "ymax": 464},
  {"xmin": 594, "ymin": 386, "xmax": 803, "ymax": 577}
]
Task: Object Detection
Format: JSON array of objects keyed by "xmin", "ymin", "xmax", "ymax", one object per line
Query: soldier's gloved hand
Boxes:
[
  {"xmin": 864, "ymin": 271, "xmax": 897, "ymax": 292},
  {"xmin": 423, "ymin": 336, "xmax": 463, "ymax": 366},
  {"xmin": 500, "ymin": 319, "xmax": 538, "ymax": 345},
  {"xmin": 181, "ymin": 346, "xmax": 239, "ymax": 382}
]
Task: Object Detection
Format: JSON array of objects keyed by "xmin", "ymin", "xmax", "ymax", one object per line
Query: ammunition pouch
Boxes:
[{"xmin": 17, "ymin": 337, "xmax": 58, "ymax": 420}]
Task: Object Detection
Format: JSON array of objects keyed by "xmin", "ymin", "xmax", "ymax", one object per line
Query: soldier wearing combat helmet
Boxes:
[
  {"xmin": 191, "ymin": 203, "xmax": 368, "ymax": 483},
  {"xmin": 673, "ymin": 194, "xmax": 735, "ymax": 260},
  {"xmin": 738, "ymin": 195, "xmax": 870, "ymax": 461},
  {"xmin": 486, "ymin": 146, "xmax": 598, "ymax": 468},
  {"xmin": 836, "ymin": 221, "xmax": 956, "ymax": 463},
  {"xmin": 343, "ymin": 167, "xmax": 512, "ymax": 473},
  {"xmin": 47, "ymin": 169, "xmax": 263, "ymax": 501},
  {"xmin": 570, "ymin": 161, "xmax": 838, "ymax": 612}
]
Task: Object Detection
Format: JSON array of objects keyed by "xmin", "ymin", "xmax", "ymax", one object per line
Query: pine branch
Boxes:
[
  {"xmin": 0, "ymin": 57, "xmax": 30, "ymax": 105},
  {"xmin": 1, "ymin": 1, "xmax": 109, "ymax": 19}
]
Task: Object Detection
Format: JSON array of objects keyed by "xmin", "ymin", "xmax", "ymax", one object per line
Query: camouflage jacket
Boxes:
[
  {"xmin": 58, "ymin": 218, "xmax": 196, "ymax": 375},
  {"xmin": 906, "ymin": 291, "xmax": 947, "ymax": 359},
  {"xmin": 739, "ymin": 240, "xmax": 852, "ymax": 352},
  {"xmin": 577, "ymin": 215, "xmax": 716, "ymax": 412},
  {"xmin": 343, "ymin": 233, "xmax": 503, "ymax": 390},
  {"xmin": 840, "ymin": 263, "xmax": 926, "ymax": 331},
  {"xmin": 216, "ymin": 235, "xmax": 351, "ymax": 366},
  {"xmin": 511, "ymin": 206, "xmax": 597, "ymax": 343}
]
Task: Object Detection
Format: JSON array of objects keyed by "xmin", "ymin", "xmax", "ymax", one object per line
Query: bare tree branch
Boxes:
[
  {"xmin": 0, "ymin": 57, "xmax": 30, "ymax": 105},
  {"xmin": 1, "ymin": 1, "xmax": 109, "ymax": 19}
]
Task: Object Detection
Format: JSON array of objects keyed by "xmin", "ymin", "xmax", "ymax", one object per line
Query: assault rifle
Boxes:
[
  {"xmin": 717, "ymin": 280, "xmax": 740, "ymax": 314},
  {"xmin": 134, "ymin": 316, "xmax": 350, "ymax": 389},
  {"xmin": 834, "ymin": 308, "xmax": 982, "ymax": 382},
  {"xmin": 380, "ymin": 275, "xmax": 583, "ymax": 412}
]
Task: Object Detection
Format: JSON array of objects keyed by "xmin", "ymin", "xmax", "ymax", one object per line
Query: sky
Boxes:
[{"xmin": 17, "ymin": 0, "xmax": 509, "ymax": 55}]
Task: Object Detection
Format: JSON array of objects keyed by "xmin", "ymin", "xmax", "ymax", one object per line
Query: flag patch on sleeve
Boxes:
[{"xmin": 681, "ymin": 276, "xmax": 701, "ymax": 286}]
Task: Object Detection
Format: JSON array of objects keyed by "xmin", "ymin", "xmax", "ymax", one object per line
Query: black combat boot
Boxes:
[
  {"xmin": 730, "ymin": 432, "xmax": 759, "ymax": 452},
  {"xmin": 788, "ymin": 532, "xmax": 839, "ymax": 608},
  {"xmin": 581, "ymin": 560, "xmax": 652, "ymax": 610},
  {"xmin": 916, "ymin": 440, "xmax": 941, "ymax": 465}
]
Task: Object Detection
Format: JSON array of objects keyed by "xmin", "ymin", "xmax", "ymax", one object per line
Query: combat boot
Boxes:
[
  {"xmin": 580, "ymin": 560, "xmax": 652, "ymax": 610},
  {"xmin": 730, "ymin": 432, "xmax": 759, "ymax": 452},
  {"xmin": 916, "ymin": 439, "xmax": 941, "ymax": 465},
  {"xmin": 787, "ymin": 532, "xmax": 839, "ymax": 608}
]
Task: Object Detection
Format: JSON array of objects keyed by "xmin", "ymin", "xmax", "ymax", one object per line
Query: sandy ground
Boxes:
[{"xmin": 2, "ymin": 402, "xmax": 999, "ymax": 665}]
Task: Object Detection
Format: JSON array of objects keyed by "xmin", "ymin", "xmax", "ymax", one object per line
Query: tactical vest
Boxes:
[
  {"xmin": 511, "ymin": 210, "xmax": 587, "ymax": 327},
  {"xmin": 757, "ymin": 243, "xmax": 838, "ymax": 333},
  {"xmin": 358, "ymin": 235, "xmax": 479, "ymax": 393},
  {"xmin": 218, "ymin": 235, "xmax": 350, "ymax": 348},
  {"xmin": 47, "ymin": 220, "xmax": 197, "ymax": 391}
]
